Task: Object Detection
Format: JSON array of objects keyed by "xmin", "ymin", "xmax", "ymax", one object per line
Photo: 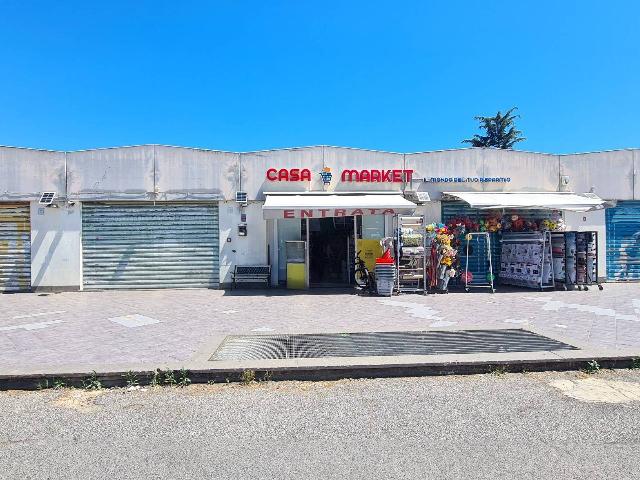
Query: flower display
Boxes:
[{"xmin": 448, "ymin": 213, "xmax": 566, "ymax": 234}]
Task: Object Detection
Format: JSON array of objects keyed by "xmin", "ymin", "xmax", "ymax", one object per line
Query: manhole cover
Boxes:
[{"xmin": 209, "ymin": 329, "xmax": 578, "ymax": 361}]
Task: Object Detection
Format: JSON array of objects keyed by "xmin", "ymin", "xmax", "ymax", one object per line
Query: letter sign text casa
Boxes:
[{"xmin": 266, "ymin": 168, "xmax": 312, "ymax": 181}]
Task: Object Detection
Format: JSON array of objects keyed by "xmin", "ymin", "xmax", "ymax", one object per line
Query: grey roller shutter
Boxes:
[
  {"xmin": 606, "ymin": 201, "xmax": 640, "ymax": 281},
  {"xmin": 0, "ymin": 204, "xmax": 31, "ymax": 292},
  {"xmin": 82, "ymin": 203, "xmax": 219, "ymax": 289}
]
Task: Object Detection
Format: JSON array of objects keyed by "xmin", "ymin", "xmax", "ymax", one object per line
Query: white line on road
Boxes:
[
  {"xmin": 0, "ymin": 319, "xmax": 65, "ymax": 332},
  {"xmin": 12, "ymin": 310, "xmax": 67, "ymax": 320}
]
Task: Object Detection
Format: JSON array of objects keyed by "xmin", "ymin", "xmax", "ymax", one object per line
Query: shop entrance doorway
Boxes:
[{"xmin": 306, "ymin": 217, "xmax": 355, "ymax": 286}]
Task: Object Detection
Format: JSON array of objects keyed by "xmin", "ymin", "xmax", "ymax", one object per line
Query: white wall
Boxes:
[
  {"xmin": 563, "ymin": 209, "xmax": 607, "ymax": 281},
  {"xmin": 154, "ymin": 146, "xmax": 239, "ymax": 201},
  {"xmin": 0, "ymin": 147, "xmax": 66, "ymax": 201},
  {"xmin": 218, "ymin": 201, "xmax": 268, "ymax": 285},
  {"xmin": 560, "ymin": 150, "xmax": 634, "ymax": 200},
  {"xmin": 30, "ymin": 201, "xmax": 81, "ymax": 289},
  {"xmin": 413, "ymin": 201, "xmax": 442, "ymax": 224}
]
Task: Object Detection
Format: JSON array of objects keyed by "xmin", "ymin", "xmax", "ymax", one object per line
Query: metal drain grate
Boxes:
[{"xmin": 209, "ymin": 329, "xmax": 578, "ymax": 361}]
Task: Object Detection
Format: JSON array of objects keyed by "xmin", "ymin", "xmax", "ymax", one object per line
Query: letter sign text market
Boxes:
[{"xmin": 266, "ymin": 168, "xmax": 413, "ymax": 183}]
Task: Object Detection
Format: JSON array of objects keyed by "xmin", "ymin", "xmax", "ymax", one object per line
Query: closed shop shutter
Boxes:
[
  {"xmin": 82, "ymin": 203, "xmax": 219, "ymax": 289},
  {"xmin": 0, "ymin": 204, "xmax": 31, "ymax": 292},
  {"xmin": 606, "ymin": 201, "xmax": 640, "ymax": 281}
]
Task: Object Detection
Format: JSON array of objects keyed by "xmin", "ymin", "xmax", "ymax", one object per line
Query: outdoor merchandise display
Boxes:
[
  {"xmin": 375, "ymin": 243, "xmax": 395, "ymax": 296},
  {"xmin": 462, "ymin": 232, "xmax": 495, "ymax": 293},
  {"xmin": 499, "ymin": 231, "xmax": 555, "ymax": 290},
  {"xmin": 425, "ymin": 222, "xmax": 459, "ymax": 293},
  {"xmin": 394, "ymin": 215, "xmax": 427, "ymax": 294},
  {"xmin": 551, "ymin": 231, "xmax": 602, "ymax": 291}
]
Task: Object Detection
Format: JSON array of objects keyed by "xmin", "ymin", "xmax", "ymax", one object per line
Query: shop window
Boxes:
[
  {"xmin": 360, "ymin": 215, "xmax": 385, "ymax": 240},
  {"xmin": 277, "ymin": 218, "xmax": 301, "ymax": 283}
]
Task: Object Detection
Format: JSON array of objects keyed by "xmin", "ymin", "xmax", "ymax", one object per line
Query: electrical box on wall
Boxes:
[{"xmin": 238, "ymin": 223, "xmax": 247, "ymax": 236}]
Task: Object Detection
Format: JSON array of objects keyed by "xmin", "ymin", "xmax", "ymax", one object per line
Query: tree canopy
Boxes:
[{"xmin": 462, "ymin": 107, "xmax": 525, "ymax": 149}]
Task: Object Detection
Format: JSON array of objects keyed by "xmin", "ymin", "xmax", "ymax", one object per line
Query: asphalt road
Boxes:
[{"xmin": 2, "ymin": 370, "xmax": 640, "ymax": 480}]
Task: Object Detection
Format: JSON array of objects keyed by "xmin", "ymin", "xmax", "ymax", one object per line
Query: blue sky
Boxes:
[{"xmin": 0, "ymin": 1, "xmax": 638, "ymax": 153}]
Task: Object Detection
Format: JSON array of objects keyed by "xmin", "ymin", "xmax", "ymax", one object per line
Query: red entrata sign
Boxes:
[
  {"xmin": 283, "ymin": 208, "xmax": 397, "ymax": 219},
  {"xmin": 266, "ymin": 167, "xmax": 413, "ymax": 183}
]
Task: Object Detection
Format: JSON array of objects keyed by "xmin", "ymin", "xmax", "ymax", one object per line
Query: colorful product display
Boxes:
[
  {"xmin": 499, "ymin": 231, "xmax": 554, "ymax": 289},
  {"xmin": 551, "ymin": 231, "xmax": 602, "ymax": 290},
  {"xmin": 425, "ymin": 223, "xmax": 459, "ymax": 293}
]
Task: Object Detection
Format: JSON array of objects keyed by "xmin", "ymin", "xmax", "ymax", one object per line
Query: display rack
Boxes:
[
  {"xmin": 551, "ymin": 231, "xmax": 603, "ymax": 291},
  {"xmin": 499, "ymin": 231, "xmax": 555, "ymax": 290},
  {"xmin": 463, "ymin": 232, "xmax": 495, "ymax": 293},
  {"xmin": 394, "ymin": 215, "xmax": 427, "ymax": 294}
]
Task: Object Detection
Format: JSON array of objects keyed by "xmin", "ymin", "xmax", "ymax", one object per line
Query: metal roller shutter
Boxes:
[
  {"xmin": 82, "ymin": 203, "xmax": 219, "ymax": 289},
  {"xmin": 0, "ymin": 204, "xmax": 31, "ymax": 292},
  {"xmin": 606, "ymin": 201, "xmax": 640, "ymax": 281}
]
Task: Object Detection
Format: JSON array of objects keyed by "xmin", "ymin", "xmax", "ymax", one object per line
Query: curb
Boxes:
[{"xmin": 1, "ymin": 356, "xmax": 638, "ymax": 391}]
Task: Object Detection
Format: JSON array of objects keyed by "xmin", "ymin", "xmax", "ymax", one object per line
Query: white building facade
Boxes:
[{"xmin": 0, "ymin": 144, "xmax": 638, "ymax": 291}]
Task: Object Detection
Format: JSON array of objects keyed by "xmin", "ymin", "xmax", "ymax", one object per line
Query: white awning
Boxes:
[
  {"xmin": 262, "ymin": 192, "xmax": 418, "ymax": 219},
  {"xmin": 443, "ymin": 191, "xmax": 606, "ymax": 212}
]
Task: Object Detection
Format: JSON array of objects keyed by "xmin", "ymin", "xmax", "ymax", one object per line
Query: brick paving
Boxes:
[{"xmin": 0, "ymin": 284, "xmax": 639, "ymax": 373}]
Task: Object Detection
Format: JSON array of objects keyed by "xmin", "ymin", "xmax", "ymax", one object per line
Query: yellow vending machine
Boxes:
[{"xmin": 286, "ymin": 240, "xmax": 308, "ymax": 289}]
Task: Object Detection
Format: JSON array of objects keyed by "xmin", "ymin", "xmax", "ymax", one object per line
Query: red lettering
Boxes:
[
  {"xmin": 382, "ymin": 209, "xmax": 395, "ymax": 215},
  {"xmin": 283, "ymin": 209, "xmax": 295, "ymax": 218},
  {"xmin": 351, "ymin": 209, "xmax": 364, "ymax": 216},
  {"xmin": 319, "ymin": 209, "xmax": 330, "ymax": 217},
  {"xmin": 370, "ymin": 170, "xmax": 381, "ymax": 182},
  {"xmin": 381, "ymin": 170, "xmax": 392, "ymax": 182},
  {"xmin": 267, "ymin": 168, "xmax": 278, "ymax": 181},
  {"xmin": 289, "ymin": 168, "xmax": 300, "ymax": 181},
  {"xmin": 392, "ymin": 170, "xmax": 402, "ymax": 182},
  {"xmin": 278, "ymin": 169, "xmax": 289, "ymax": 181},
  {"xmin": 404, "ymin": 169, "xmax": 414, "ymax": 183},
  {"xmin": 301, "ymin": 209, "xmax": 313, "ymax": 218},
  {"xmin": 368, "ymin": 208, "xmax": 378, "ymax": 215},
  {"xmin": 359, "ymin": 170, "xmax": 370, "ymax": 182},
  {"xmin": 335, "ymin": 209, "xmax": 346, "ymax": 217},
  {"xmin": 300, "ymin": 169, "xmax": 311, "ymax": 181},
  {"xmin": 341, "ymin": 170, "xmax": 360, "ymax": 182}
]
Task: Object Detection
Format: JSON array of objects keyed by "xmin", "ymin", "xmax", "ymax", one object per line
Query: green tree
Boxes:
[{"xmin": 462, "ymin": 107, "xmax": 525, "ymax": 149}]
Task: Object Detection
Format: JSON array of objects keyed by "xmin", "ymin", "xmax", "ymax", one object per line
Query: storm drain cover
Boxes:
[{"xmin": 209, "ymin": 329, "xmax": 578, "ymax": 361}]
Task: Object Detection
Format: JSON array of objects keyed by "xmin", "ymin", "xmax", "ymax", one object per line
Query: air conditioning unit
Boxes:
[{"xmin": 235, "ymin": 191, "xmax": 248, "ymax": 204}]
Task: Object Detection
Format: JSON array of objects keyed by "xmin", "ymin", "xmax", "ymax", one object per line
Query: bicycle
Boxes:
[{"xmin": 354, "ymin": 250, "xmax": 376, "ymax": 294}]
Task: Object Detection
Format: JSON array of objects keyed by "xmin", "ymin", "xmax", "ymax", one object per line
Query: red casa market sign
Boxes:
[{"xmin": 266, "ymin": 168, "xmax": 413, "ymax": 183}]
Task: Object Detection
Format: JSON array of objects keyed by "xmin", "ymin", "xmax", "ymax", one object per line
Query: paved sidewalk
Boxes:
[{"xmin": 1, "ymin": 284, "xmax": 639, "ymax": 374}]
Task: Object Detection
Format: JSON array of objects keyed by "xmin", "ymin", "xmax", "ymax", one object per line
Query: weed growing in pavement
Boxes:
[
  {"xmin": 177, "ymin": 368, "xmax": 191, "ymax": 388},
  {"xmin": 82, "ymin": 371, "xmax": 103, "ymax": 390},
  {"xmin": 150, "ymin": 369, "xmax": 163, "ymax": 387},
  {"xmin": 241, "ymin": 369, "xmax": 256, "ymax": 384},
  {"xmin": 53, "ymin": 378, "xmax": 68, "ymax": 390},
  {"xmin": 584, "ymin": 360, "xmax": 601, "ymax": 375},
  {"xmin": 123, "ymin": 371, "xmax": 139, "ymax": 388},
  {"xmin": 163, "ymin": 369, "xmax": 176, "ymax": 387},
  {"xmin": 37, "ymin": 378, "xmax": 68, "ymax": 390},
  {"xmin": 260, "ymin": 370, "xmax": 273, "ymax": 382},
  {"xmin": 207, "ymin": 380, "xmax": 216, "ymax": 385},
  {"xmin": 36, "ymin": 378, "xmax": 50, "ymax": 390},
  {"xmin": 631, "ymin": 358, "xmax": 640, "ymax": 370},
  {"xmin": 491, "ymin": 365, "xmax": 508, "ymax": 376}
]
